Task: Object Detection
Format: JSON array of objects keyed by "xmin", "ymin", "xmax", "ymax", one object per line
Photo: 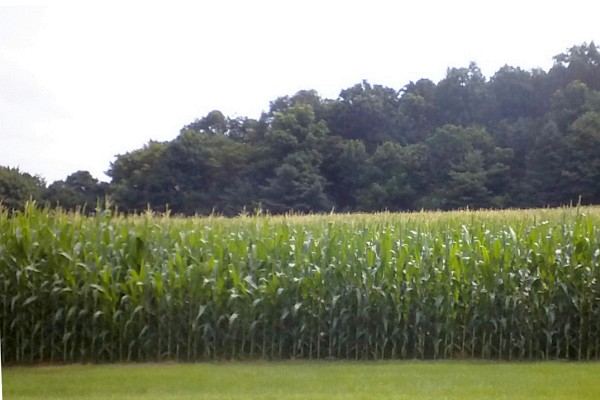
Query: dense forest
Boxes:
[{"xmin": 2, "ymin": 42, "xmax": 600, "ymax": 215}]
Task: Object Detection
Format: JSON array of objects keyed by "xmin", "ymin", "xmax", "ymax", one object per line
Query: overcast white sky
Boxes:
[{"xmin": 1, "ymin": 1, "xmax": 599, "ymax": 183}]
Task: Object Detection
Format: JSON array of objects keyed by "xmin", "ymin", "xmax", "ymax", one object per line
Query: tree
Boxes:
[
  {"xmin": 266, "ymin": 90, "xmax": 331, "ymax": 123},
  {"xmin": 562, "ymin": 111, "xmax": 600, "ymax": 204},
  {"xmin": 107, "ymin": 141, "xmax": 171, "ymax": 212},
  {"xmin": 524, "ymin": 121, "xmax": 567, "ymax": 207},
  {"xmin": 161, "ymin": 131, "xmax": 255, "ymax": 215},
  {"xmin": 97, "ymin": 42, "xmax": 600, "ymax": 213},
  {"xmin": 489, "ymin": 66, "xmax": 540, "ymax": 120},
  {"xmin": 262, "ymin": 151, "xmax": 332, "ymax": 213},
  {"xmin": 260, "ymin": 103, "xmax": 332, "ymax": 213},
  {"xmin": 551, "ymin": 81, "xmax": 592, "ymax": 131},
  {"xmin": 45, "ymin": 170, "xmax": 109, "ymax": 212},
  {"xmin": 0, "ymin": 166, "xmax": 45, "ymax": 210},
  {"xmin": 552, "ymin": 42, "xmax": 600, "ymax": 90},
  {"xmin": 269, "ymin": 104, "xmax": 328, "ymax": 145},
  {"xmin": 423, "ymin": 125, "xmax": 510, "ymax": 209},
  {"xmin": 357, "ymin": 142, "xmax": 421, "ymax": 211},
  {"xmin": 434, "ymin": 62, "xmax": 488, "ymax": 126},
  {"xmin": 320, "ymin": 138, "xmax": 369, "ymax": 210},
  {"xmin": 444, "ymin": 150, "xmax": 491, "ymax": 209},
  {"xmin": 398, "ymin": 79, "xmax": 437, "ymax": 144},
  {"xmin": 327, "ymin": 81, "xmax": 401, "ymax": 150},
  {"xmin": 487, "ymin": 117, "xmax": 537, "ymax": 205},
  {"xmin": 182, "ymin": 110, "xmax": 228, "ymax": 135}
]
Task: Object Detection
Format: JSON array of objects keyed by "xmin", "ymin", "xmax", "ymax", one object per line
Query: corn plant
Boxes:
[{"xmin": 1, "ymin": 203, "xmax": 599, "ymax": 362}]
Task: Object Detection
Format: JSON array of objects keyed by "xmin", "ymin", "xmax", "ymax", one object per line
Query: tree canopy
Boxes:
[{"xmin": 3, "ymin": 42, "xmax": 600, "ymax": 214}]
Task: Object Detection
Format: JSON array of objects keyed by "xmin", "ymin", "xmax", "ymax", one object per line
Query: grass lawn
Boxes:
[{"xmin": 3, "ymin": 361, "xmax": 600, "ymax": 400}]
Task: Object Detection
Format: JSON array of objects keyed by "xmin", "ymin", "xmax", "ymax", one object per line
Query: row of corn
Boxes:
[{"xmin": 1, "ymin": 203, "xmax": 599, "ymax": 362}]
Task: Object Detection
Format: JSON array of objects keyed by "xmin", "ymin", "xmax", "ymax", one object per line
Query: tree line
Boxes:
[{"xmin": 2, "ymin": 42, "xmax": 600, "ymax": 215}]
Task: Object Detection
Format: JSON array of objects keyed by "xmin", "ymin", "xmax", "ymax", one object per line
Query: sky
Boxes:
[{"xmin": 1, "ymin": 1, "xmax": 599, "ymax": 183}]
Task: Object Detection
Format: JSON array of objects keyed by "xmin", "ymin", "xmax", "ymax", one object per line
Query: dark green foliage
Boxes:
[
  {"xmin": 422, "ymin": 125, "xmax": 511, "ymax": 209},
  {"xmin": 56, "ymin": 42, "xmax": 600, "ymax": 214},
  {"xmin": 321, "ymin": 138, "xmax": 369, "ymax": 211},
  {"xmin": 563, "ymin": 111, "xmax": 600, "ymax": 204},
  {"xmin": 44, "ymin": 170, "xmax": 109, "ymax": 213},
  {"xmin": 524, "ymin": 121, "xmax": 567, "ymax": 206},
  {"xmin": 434, "ymin": 62, "xmax": 489, "ymax": 126},
  {"xmin": 398, "ymin": 79, "xmax": 437, "ymax": 144},
  {"xmin": 552, "ymin": 42, "xmax": 600, "ymax": 91},
  {"xmin": 108, "ymin": 141, "xmax": 171, "ymax": 212},
  {"xmin": 489, "ymin": 66, "xmax": 543, "ymax": 120},
  {"xmin": 0, "ymin": 166, "xmax": 45, "ymax": 210},
  {"xmin": 356, "ymin": 142, "xmax": 420, "ymax": 211},
  {"xmin": 327, "ymin": 81, "xmax": 402, "ymax": 149},
  {"xmin": 263, "ymin": 151, "xmax": 332, "ymax": 213}
]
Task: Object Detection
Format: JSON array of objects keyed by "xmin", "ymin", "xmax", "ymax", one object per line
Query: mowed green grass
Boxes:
[{"xmin": 4, "ymin": 361, "xmax": 600, "ymax": 400}]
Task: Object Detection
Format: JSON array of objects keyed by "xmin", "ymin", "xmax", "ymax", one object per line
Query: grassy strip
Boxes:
[{"xmin": 3, "ymin": 361, "xmax": 600, "ymax": 399}]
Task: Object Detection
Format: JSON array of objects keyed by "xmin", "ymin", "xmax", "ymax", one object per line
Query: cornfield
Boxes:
[{"xmin": 1, "ymin": 203, "xmax": 599, "ymax": 363}]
